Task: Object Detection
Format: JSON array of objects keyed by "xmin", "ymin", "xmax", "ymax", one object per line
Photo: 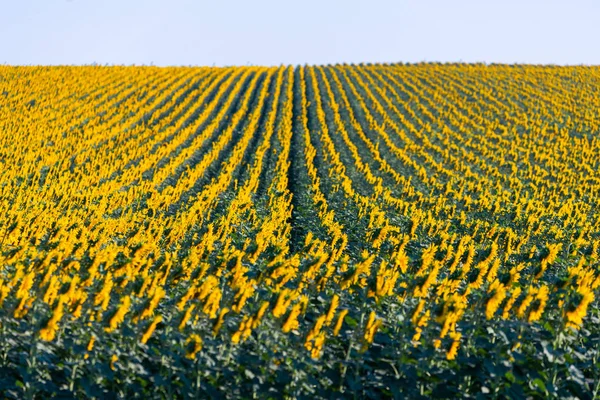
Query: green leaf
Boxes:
[
  {"xmin": 532, "ymin": 378, "xmax": 547, "ymax": 394},
  {"xmin": 505, "ymin": 371, "xmax": 516, "ymax": 383},
  {"xmin": 345, "ymin": 316, "xmax": 358, "ymax": 328},
  {"xmin": 244, "ymin": 369, "xmax": 255, "ymax": 380}
]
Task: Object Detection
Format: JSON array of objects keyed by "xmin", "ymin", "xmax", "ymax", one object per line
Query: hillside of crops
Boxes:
[{"xmin": 1, "ymin": 63, "xmax": 599, "ymax": 398}]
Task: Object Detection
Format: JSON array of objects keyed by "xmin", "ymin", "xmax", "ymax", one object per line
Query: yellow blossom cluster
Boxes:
[{"xmin": 0, "ymin": 63, "xmax": 599, "ymax": 365}]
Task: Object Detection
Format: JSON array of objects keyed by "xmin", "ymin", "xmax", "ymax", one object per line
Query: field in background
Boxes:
[{"xmin": 0, "ymin": 64, "xmax": 599, "ymax": 398}]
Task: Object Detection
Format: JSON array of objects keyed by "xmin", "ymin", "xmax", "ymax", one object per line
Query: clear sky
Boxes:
[{"xmin": 2, "ymin": 0, "xmax": 599, "ymax": 66}]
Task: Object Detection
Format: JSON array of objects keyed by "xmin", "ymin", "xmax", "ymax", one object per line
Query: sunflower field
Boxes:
[{"xmin": 0, "ymin": 63, "xmax": 599, "ymax": 398}]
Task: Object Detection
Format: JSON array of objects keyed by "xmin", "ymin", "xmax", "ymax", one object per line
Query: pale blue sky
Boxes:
[{"xmin": 1, "ymin": 0, "xmax": 599, "ymax": 66}]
